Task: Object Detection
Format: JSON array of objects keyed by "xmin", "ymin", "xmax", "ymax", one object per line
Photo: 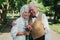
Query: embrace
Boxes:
[{"xmin": 11, "ymin": 2, "xmax": 50, "ymax": 40}]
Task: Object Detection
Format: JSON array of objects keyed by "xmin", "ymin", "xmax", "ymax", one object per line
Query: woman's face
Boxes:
[{"xmin": 22, "ymin": 11, "xmax": 30, "ymax": 19}]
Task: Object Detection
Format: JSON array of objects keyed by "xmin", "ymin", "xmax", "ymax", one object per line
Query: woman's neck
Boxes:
[{"xmin": 23, "ymin": 17, "xmax": 28, "ymax": 21}]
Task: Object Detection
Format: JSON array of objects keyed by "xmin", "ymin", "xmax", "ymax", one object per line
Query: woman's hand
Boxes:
[
  {"xmin": 16, "ymin": 31, "xmax": 30, "ymax": 36},
  {"xmin": 26, "ymin": 25, "xmax": 33, "ymax": 31},
  {"xmin": 16, "ymin": 32, "xmax": 25, "ymax": 36},
  {"xmin": 25, "ymin": 31, "xmax": 30, "ymax": 36}
]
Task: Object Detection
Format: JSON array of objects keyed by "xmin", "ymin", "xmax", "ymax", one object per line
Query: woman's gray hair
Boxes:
[{"xmin": 20, "ymin": 5, "xmax": 29, "ymax": 16}]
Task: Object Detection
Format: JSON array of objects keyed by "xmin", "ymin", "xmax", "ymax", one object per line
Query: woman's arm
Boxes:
[
  {"xmin": 16, "ymin": 32, "xmax": 25, "ymax": 36},
  {"xmin": 16, "ymin": 31, "xmax": 30, "ymax": 36}
]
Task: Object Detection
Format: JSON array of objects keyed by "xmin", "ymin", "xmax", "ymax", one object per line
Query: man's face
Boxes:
[{"xmin": 29, "ymin": 6, "xmax": 37, "ymax": 16}]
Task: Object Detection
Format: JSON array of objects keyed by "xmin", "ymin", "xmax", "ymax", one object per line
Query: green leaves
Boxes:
[
  {"xmin": 42, "ymin": 0, "xmax": 54, "ymax": 6},
  {"xmin": 0, "ymin": 0, "xmax": 7, "ymax": 6}
]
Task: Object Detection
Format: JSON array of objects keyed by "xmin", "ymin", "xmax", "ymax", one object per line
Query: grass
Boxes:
[
  {"xmin": 50, "ymin": 24, "xmax": 60, "ymax": 34},
  {"xmin": 0, "ymin": 24, "xmax": 5, "ymax": 31},
  {"xmin": 0, "ymin": 24, "xmax": 3, "ymax": 30}
]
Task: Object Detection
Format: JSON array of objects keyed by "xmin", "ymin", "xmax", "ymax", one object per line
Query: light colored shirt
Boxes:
[
  {"xmin": 32, "ymin": 12, "xmax": 50, "ymax": 40},
  {"xmin": 11, "ymin": 17, "xmax": 28, "ymax": 40}
]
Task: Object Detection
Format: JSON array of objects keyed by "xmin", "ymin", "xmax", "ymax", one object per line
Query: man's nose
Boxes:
[{"xmin": 31, "ymin": 11, "xmax": 32, "ymax": 12}]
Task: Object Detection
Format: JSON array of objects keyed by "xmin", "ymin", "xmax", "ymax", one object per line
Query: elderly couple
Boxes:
[{"xmin": 11, "ymin": 2, "xmax": 50, "ymax": 40}]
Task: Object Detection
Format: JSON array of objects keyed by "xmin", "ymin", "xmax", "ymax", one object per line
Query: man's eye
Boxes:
[{"xmin": 29, "ymin": 10, "xmax": 31, "ymax": 13}]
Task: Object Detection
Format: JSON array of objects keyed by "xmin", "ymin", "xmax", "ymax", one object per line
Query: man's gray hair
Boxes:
[
  {"xmin": 29, "ymin": 1, "xmax": 37, "ymax": 7},
  {"xmin": 20, "ymin": 5, "xmax": 29, "ymax": 16}
]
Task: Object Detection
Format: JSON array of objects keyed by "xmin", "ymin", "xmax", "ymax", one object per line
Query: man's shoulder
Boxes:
[
  {"xmin": 38, "ymin": 12, "xmax": 46, "ymax": 19},
  {"xmin": 42, "ymin": 13, "xmax": 46, "ymax": 16},
  {"xmin": 16, "ymin": 17, "xmax": 22, "ymax": 22},
  {"xmin": 38, "ymin": 12, "xmax": 46, "ymax": 16},
  {"xmin": 12, "ymin": 17, "xmax": 22, "ymax": 26},
  {"xmin": 39, "ymin": 12, "xmax": 46, "ymax": 16},
  {"xmin": 12, "ymin": 17, "xmax": 21, "ymax": 25}
]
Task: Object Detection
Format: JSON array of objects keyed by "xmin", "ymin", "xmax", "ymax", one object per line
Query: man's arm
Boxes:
[
  {"xmin": 11, "ymin": 21, "xmax": 30, "ymax": 36},
  {"xmin": 12, "ymin": 20, "xmax": 16, "ymax": 26},
  {"xmin": 42, "ymin": 14, "xmax": 50, "ymax": 40},
  {"xmin": 42, "ymin": 14, "xmax": 50, "ymax": 33}
]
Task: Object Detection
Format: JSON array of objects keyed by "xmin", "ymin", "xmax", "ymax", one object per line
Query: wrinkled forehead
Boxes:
[{"xmin": 29, "ymin": 5, "xmax": 36, "ymax": 10}]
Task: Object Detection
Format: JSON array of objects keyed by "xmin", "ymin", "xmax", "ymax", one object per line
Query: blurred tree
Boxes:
[
  {"xmin": 42, "ymin": 0, "xmax": 60, "ymax": 23},
  {"xmin": 14, "ymin": 0, "xmax": 27, "ymax": 12},
  {"xmin": 0, "ymin": 0, "xmax": 31, "ymax": 23},
  {"xmin": 0, "ymin": 0, "xmax": 8, "ymax": 23},
  {"xmin": 8, "ymin": 0, "xmax": 28, "ymax": 18},
  {"xmin": 53, "ymin": 0, "xmax": 60, "ymax": 23}
]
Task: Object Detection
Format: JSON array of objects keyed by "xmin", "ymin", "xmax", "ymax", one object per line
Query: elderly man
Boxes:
[{"xmin": 28, "ymin": 2, "xmax": 50, "ymax": 40}]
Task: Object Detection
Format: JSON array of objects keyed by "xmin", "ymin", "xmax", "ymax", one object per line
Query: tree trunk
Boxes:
[{"xmin": 1, "ymin": 5, "xmax": 7, "ymax": 23}]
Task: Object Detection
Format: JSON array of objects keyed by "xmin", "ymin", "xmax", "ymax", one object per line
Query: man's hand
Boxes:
[{"xmin": 12, "ymin": 20, "xmax": 16, "ymax": 26}]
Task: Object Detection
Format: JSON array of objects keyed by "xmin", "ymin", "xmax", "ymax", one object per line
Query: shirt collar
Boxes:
[
  {"xmin": 32, "ymin": 12, "xmax": 39, "ymax": 18},
  {"xmin": 36, "ymin": 12, "xmax": 39, "ymax": 17}
]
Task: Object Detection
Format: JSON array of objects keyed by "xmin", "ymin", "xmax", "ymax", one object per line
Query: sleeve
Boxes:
[
  {"xmin": 42, "ymin": 14, "xmax": 50, "ymax": 40},
  {"xmin": 10, "ymin": 21, "xmax": 18, "ymax": 38}
]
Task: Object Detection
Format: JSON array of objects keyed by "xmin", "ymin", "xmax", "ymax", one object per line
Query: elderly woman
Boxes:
[{"xmin": 11, "ymin": 5, "xmax": 30, "ymax": 40}]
